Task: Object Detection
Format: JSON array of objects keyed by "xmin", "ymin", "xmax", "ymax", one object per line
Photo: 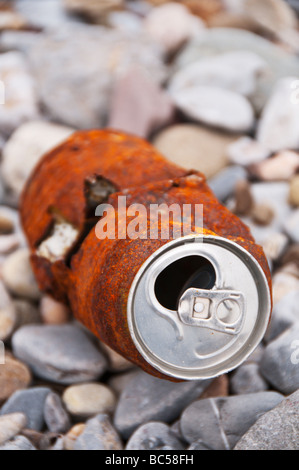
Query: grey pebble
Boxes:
[
  {"xmin": 180, "ymin": 392, "xmax": 283, "ymax": 450},
  {"xmin": 126, "ymin": 422, "xmax": 185, "ymax": 451},
  {"xmin": 265, "ymin": 290, "xmax": 299, "ymax": 343},
  {"xmin": 188, "ymin": 440, "xmax": 213, "ymax": 450},
  {"xmin": 44, "ymin": 392, "xmax": 71, "ymax": 434},
  {"xmin": 208, "ymin": 166, "xmax": 247, "ymax": 202},
  {"xmin": 0, "ymin": 387, "xmax": 51, "ymax": 431},
  {"xmin": 283, "ymin": 210, "xmax": 299, "ymax": 244},
  {"xmin": 74, "ymin": 414, "xmax": 123, "ymax": 451},
  {"xmin": 114, "ymin": 370, "xmax": 211, "ymax": 439},
  {"xmin": 230, "ymin": 363, "xmax": 268, "ymax": 395},
  {"xmin": 260, "ymin": 324, "xmax": 299, "ymax": 394},
  {"xmin": 0, "ymin": 435, "xmax": 36, "ymax": 450},
  {"xmin": 12, "ymin": 324, "xmax": 107, "ymax": 384},
  {"xmin": 235, "ymin": 389, "xmax": 299, "ymax": 450}
]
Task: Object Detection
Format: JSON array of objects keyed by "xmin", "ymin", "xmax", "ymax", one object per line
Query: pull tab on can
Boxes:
[
  {"xmin": 127, "ymin": 235, "xmax": 271, "ymax": 381},
  {"xmin": 178, "ymin": 288, "xmax": 246, "ymax": 335}
]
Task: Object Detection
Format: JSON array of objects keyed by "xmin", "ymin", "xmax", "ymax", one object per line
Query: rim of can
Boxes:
[{"xmin": 127, "ymin": 234, "xmax": 272, "ymax": 380}]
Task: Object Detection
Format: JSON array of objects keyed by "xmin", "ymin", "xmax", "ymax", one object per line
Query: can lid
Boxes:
[{"xmin": 127, "ymin": 235, "xmax": 271, "ymax": 380}]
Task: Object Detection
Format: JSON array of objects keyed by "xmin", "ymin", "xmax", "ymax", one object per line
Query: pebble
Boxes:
[
  {"xmin": 281, "ymin": 244, "xmax": 299, "ymax": 268},
  {"xmin": 40, "ymin": 296, "xmax": 70, "ymax": 325},
  {"xmin": 0, "ymin": 354, "xmax": 31, "ymax": 403},
  {"xmin": 63, "ymin": 0, "xmax": 124, "ymax": 21},
  {"xmin": 265, "ymin": 290, "xmax": 299, "ymax": 343},
  {"xmin": 44, "ymin": 392, "xmax": 71, "ymax": 434},
  {"xmin": 243, "ymin": 0, "xmax": 297, "ymax": 38},
  {"xmin": 262, "ymin": 232, "xmax": 288, "ymax": 262},
  {"xmin": 272, "ymin": 264, "xmax": 299, "ymax": 304},
  {"xmin": 153, "ymin": 124, "xmax": 239, "ymax": 179},
  {"xmin": 257, "ymin": 77, "xmax": 299, "ymax": 152},
  {"xmin": 0, "ymin": 213, "xmax": 14, "ymax": 235},
  {"xmin": 126, "ymin": 422, "xmax": 184, "ymax": 450},
  {"xmin": 0, "ymin": 387, "xmax": 51, "ymax": 431},
  {"xmin": 0, "ymin": 413, "xmax": 27, "ymax": 446},
  {"xmin": 108, "ymin": 369, "xmax": 139, "ymax": 396},
  {"xmin": 0, "ymin": 434, "xmax": 36, "ymax": 450},
  {"xmin": 18, "ymin": 24, "xmax": 167, "ymax": 129},
  {"xmin": 1, "ymin": 248, "xmax": 40, "ymax": 301},
  {"xmin": 230, "ymin": 363, "xmax": 268, "ymax": 395},
  {"xmin": 235, "ymin": 389, "xmax": 299, "ymax": 450},
  {"xmin": 283, "ymin": 209, "xmax": 299, "ymax": 243},
  {"xmin": 227, "ymin": 136, "xmax": 271, "ymax": 166},
  {"xmin": 74, "ymin": 414, "xmax": 123, "ymax": 451},
  {"xmin": 0, "ymin": 281, "xmax": 16, "ymax": 341},
  {"xmin": 12, "ymin": 324, "xmax": 107, "ymax": 384},
  {"xmin": 172, "ymin": 86, "xmax": 254, "ymax": 133},
  {"xmin": 188, "ymin": 440, "xmax": 212, "ymax": 450},
  {"xmin": 251, "ymin": 151, "xmax": 299, "ymax": 181},
  {"xmin": 63, "ymin": 423, "xmax": 86, "ymax": 451},
  {"xmin": 144, "ymin": 3, "xmax": 204, "ymax": 54},
  {"xmin": 289, "ymin": 174, "xmax": 299, "ymax": 207},
  {"xmin": 1, "ymin": 121, "xmax": 74, "ymax": 198},
  {"xmin": 234, "ymin": 179, "xmax": 254, "ymax": 216},
  {"xmin": 100, "ymin": 342, "xmax": 134, "ymax": 373},
  {"xmin": 62, "ymin": 383, "xmax": 116, "ymax": 419},
  {"xmin": 208, "ymin": 165, "xmax": 247, "ymax": 202},
  {"xmin": 180, "ymin": 392, "xmax": 283, "ymax": 450},
  {"xmin": 251, "ymin": 203, "xmax": 275, "ymax": 226},
  {"xmin": 13, "ymin": 299, "xmax": 41, "ymax": 329},
  {"xmin": 114, "ymin": 370, "xmax": 211, "ymax": 439},
  {"xmin": 260, "ymin": 324, "xmax": 299, "ymax": 394},
  {"xmin": 108, "ymin": 66, "xmax": 174, "ymax": 138},
  {"xmin": 0, "ymin": 51, "xmax": 38, "ymax": 135},
  {"xmin": 169, "ymin": 51, "xmax": 266, "ymax": 97}
]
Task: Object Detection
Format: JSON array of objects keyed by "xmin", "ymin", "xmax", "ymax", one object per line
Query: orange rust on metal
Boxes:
[{"xmin": 20, "ymin": 129, "xmax": 272, "ymax": 381}]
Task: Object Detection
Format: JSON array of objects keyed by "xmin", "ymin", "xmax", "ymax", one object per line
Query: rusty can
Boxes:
[{"xmin": 21, "ymin": 130, "xmax": 272, "ymax": 381}]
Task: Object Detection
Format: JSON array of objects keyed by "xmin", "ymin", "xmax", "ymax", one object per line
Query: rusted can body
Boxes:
[{"xmin": 21, "ymin": 130, "xmax": 272, "ymax": 381}]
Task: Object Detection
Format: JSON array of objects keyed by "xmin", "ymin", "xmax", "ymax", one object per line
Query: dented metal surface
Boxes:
[{"xmin": 21, "ymin": 129, "xmax": 272, "ymax": 381}]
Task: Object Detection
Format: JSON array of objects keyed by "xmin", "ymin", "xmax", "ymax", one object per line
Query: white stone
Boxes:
[
  {"xmin": 172, "ymin": 86, "xmax": 254, "ymax": 132},
  {"xmin": 227, "ymin": 136, "xmax": 271, "ymax": 166},
  {"xmin": 257, "ymin": 77, "xmax": 299, "ymax": 152},
  {"xmin": 169, "ymin": 51, "xmax": 267, "ymax": 97},
  {"xmin": 0, "ymin": 281, "xmax": 16, "ymax": 341},
  {"xmin": 0, "ymin": 52, "xmax": 38, "ymax": 135},
  {"xmin": 0, "ymin": 413, "xmax": 27, "ymax": 446},
  {"xmin": 2, "ymin": 248, "xmax": 40, "ymax": 300},
  {"xmin": 1, "ymin": 120, "xmax": 74, "ymax": 198},
  {"xmin": 144, "ymin": 3, "xmax": 204, "ymax": 54}
]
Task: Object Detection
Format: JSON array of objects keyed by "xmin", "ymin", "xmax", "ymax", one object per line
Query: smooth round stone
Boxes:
[
  {"xmin": 251, "ymin": 203, "xmax": 275, "ymax": 226},
  {"xmin": 126, "ymin": 422, "xmax": 184, "ymax": 450},
  {"xmin": 0, "ymin": 413, "xmax": 27, "ymax": 446},
  {"xmin": 63, "ymin": 383, "xmax": 116, "ymax": 418},
  {"xmin": 1, "ymin": 248, "xmax": 40, "ymax": 300},
  {"xmin": 227, "ymin": 136, "xmax": 271, "ymax": 166},
  {"xmin": 0, "ymin": 281, "xmax": 16, "ymax": 341},
  {"xmin": 0, "ymin": 354, "xmax": 31, "ymax": 403},
  {"xmin": 172, "ymin": 86, "xmax": 254, "ymax": 132},
  {"xmin": 153, "ymin": 124, "xmax": 239, "ymax": 178},
  {"xmin": 289, "ymin": 175, "xmax": 299, "ymax": 207},
  {"xmin": 144, "ymin": 3, "xmax": 204, "ymax": 54},
  {"xmin": 40, "ymin": 296, "xmax": 70, "ymax": 325},
  {"xmin": 12, "ymin": 324, "xmax": 107, "ymax": 384},
  {"xmin": 252, "ymin": 151, "xmax": 299, "ymax": 181},
  {"xmin": 0, "ymin": 213, "xmax": 14, "ymax": 235},
  {"xmin": 44, "ymin": 392, "xmax": 71, "ymax": 434},
  {"xmin": 230, "ymin": 363, "xmax": 268, "ymax": 395},
  {"xmin": 1, "ymin": 121, "xmax": 74, "ymax": 198}
]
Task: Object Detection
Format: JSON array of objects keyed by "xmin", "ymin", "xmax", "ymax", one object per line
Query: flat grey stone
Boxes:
[
  {"xmin": 0, "ymin": 435, "xmax": 36, "ymax": 450},
  {"xmin": 235, "ymin": 390, "xmax": 299, "ymax": 450},
  {"xmin": 114, "ymin": 370, "xmax": 211, "ymax": 439},
  {"xmin": 74, "ymin": 414, "xmax": 123, "ymax": 451},
  {"xmin": 180, "ymin": 392, "xmax": 283, "ymax": 450},
  {"xmin": 230, "ymin": 363, "xmax": 268, "ymax": 395},
  {"xmin": 260, "ymin": 324, "xmax": 299, "ymax": 394},
  {"xmin": 126, "ymin": 422, "xmax": 185, "ymax": 450},
  {"xmin": 0, "ymin": 387, "xmax": 51, "ymax": 431},
  {"xmin": 12, "ymin": 324, "xmax": 107, "ymax": 384},
  {"xmin": 208, "ymin": 165, "xmax": 247, "ymax": 202}
]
